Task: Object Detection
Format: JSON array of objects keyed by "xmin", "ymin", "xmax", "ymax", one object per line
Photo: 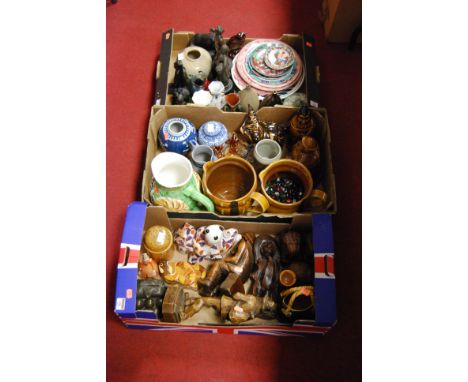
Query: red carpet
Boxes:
[{"xmin": 107, "ymin": 1, "xmax": 361, "ymax": 381}]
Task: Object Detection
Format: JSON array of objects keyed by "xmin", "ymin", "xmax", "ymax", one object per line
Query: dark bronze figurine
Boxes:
[{"xmin": 227, "ymin": 32, "xmax": 246, "ymax": 58}]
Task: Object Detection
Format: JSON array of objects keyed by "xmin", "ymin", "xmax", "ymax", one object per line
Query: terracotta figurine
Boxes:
[{"xmin": 138, "ymin": 253, "xmax": 160, "ymax": 279}]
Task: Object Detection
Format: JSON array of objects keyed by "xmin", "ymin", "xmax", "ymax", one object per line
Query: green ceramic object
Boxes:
[
  {"xmin": 150, "ymin": 152, "xmax": 215, "ymax": 212},
  {"xmin": 150, "ymin": 173, "xmax": 214, "ymax": 212}
]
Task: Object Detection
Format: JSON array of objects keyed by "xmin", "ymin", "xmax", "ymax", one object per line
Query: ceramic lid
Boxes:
[
  {"xmin": 143, "ymin": 225, "xmax": 173, "ymax": 253},
  {"xmin": 199, "ymin": 121, "xmax": 228, "ymax": 146}
]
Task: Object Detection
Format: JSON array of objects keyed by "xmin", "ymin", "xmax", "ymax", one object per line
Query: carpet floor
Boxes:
[{"xmin": 107, "ymin": 1, "xmax": 361, "ymax": 381}]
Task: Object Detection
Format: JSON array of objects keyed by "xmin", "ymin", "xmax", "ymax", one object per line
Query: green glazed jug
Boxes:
[{"xmin": 150, "ymin": 152, "xmax": 214, "ymax": 212}]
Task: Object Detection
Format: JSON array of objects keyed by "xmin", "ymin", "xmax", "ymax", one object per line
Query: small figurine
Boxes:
[
  {"xmin": 251, "ymin": 235, "xmax": 280, "ymax": 299},
  {"xmin": 198, "ymin": 238, "xmax": 254, "ymax": 296},
  {"xmin": 226, "ymin": 133, "xmax": 240, "ymax": 155},
  {"xmin": 136, "ymin": 279, "xmax": 167, "ymax": 314},
  {"xmin": 214, "ymin": 44, "xmax": 233, "ymax": 91},
  {"xmin": 138, "ymin": 253, "xmax": 159, "ymax": 279},
  {"xmin": 228, "ymin": 292, "xmax": 277, "ymax": 324},
  {"xmin": 219, "ymin": 273, "xmax": 245, "ymax": 296},
  {"xmin": 212, "ymin": 25, "xmax": 225, "ymax": 58},
  {"xmin": 238, "ymin": 105, "xmax": 266, "ymax": 144},
  {"xmin": 291, "ymin": 136, "xmax": 320, "ymax": 172},
  {"xmin": 171, "ymin": 87, "xmax": 191, "ymax": 105},
  {"xmin": 189, "ymin": 31, "xmax": 216, "ymax": 58},
  {"xmin": 263, "ymin": 121, "xmax": 288, "ymax": 146},
  {"xmin": 280, "ymin": 231, "xmax": 301, "ymax": 265},
  {"xmin": 289, "ymin": 106, "xmax": 316, "ymax": 142},
  {"xmin": 259, "ymin": 92, "xmax": 282, "ymax": 108},
  {"xmin": 170, "ymin": 61, "xmax": 191, "ymax": 105},
  {"xmin": 227, "ymin": 32, "xmax": 246, "ymax": 58},
  {"xmin": 174, "ymin": 223, "xmax": 242, "ymax": 264},
  {"xmin": 158, "ymin": 261, "xmax": 206, "ymax": 288},
  {"xmin": 173, "ymin": 60, "xmax": 187, "ymax": 89},
  {"xmin": 180, "ymin": 292, "xmax": 277, "ymax": 324}
]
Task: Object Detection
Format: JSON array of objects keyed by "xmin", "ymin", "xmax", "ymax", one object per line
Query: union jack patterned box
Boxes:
[{"xmin": 114, "ymin": 202, "xmax": 336, "ymax": 336}]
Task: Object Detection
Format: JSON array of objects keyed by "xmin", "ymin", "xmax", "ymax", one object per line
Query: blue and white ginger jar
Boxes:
[
  {"xmin": 198, "ymin": 121, "xmax": 228, "ymax": 148},
  {"xmin": 158, "ymin": 118, "xmax": 197, "ymax": 154}
]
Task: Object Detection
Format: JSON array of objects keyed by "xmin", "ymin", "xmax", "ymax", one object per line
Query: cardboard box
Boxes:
[
  {"xmin": 154, "ymin": 29, "xmax": 321, "ymax": 107},
  {"xmin": 141, "ymin": 104, "xmax": 337, "ymax": 220},
  {"xmin": 320, "ymin": 0, "xmax": 362, "ymax": 43},
  {"xmin": 114, "ymin": 202, "xmax": 337, "ymax": 336}
]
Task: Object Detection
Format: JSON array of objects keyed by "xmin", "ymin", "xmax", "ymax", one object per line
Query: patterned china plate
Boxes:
[
  {"xmin": 235, "ymin": 40, "xmax": 303, "ymax": 92},
  {"xmin": 264, "ymin": 44, "xmax": 295, "ymax": 70},
  {"xmin": 231, "ymin": 54, "xmax": 305, "ymax": 99},
  {"xmin": 248, "ymin": 43, "xmax": 292, "ymax": 78}
]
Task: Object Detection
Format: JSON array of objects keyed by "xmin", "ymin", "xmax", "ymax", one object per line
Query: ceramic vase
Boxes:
[
  {"xmin": 198, "ymin": 121, "xmax": 229, "ymax": 148},
  {"xmin": 158, "ymin": 118, "xmax": 197, "ymax": 154},
  {"xmin": 181, "ymin": 46, "xmax": 212, "ymax": 81}
]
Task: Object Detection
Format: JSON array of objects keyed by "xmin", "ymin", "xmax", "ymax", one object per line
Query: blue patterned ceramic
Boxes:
[
  {"xmin": 158, "ymin": 118, "xmax": 197, "ymax": 154},
  {"xmin": 198, "ymin": 121, "xmax": 229, "ymax": 148}
]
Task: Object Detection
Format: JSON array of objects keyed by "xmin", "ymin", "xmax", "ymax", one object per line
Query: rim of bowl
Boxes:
[{"xmin": 203, "ymin": 156, "xmax": 257, "ymax": 202}]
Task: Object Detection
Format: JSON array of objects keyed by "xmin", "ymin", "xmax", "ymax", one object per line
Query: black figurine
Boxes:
[
  {"xmin": 169, "ymin": 61, "xmax": 191, "ymax": 104},
  {"xmin": 136, "ymin": 279, "xmax": 167, "ymax": 314}
]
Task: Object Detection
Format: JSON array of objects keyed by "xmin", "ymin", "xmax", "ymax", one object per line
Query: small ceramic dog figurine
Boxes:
[{"xmin": 174, "ymin": 223, "xmax": 242, "ymax": 264}]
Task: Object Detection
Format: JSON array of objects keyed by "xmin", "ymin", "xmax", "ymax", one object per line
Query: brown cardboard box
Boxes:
[
  {"xmin": 114, "ymin": 203, "xmax": 337, "ymax": 335},
  {"xmin": 141, "ymin": 105, "xmax": 336, "ymax": 220},
  {"xmin": 155, "ymin": 30, "xmax": 321, "ymax": 107},
  {"xmin": 320, "ymin": 0, "xmax": 362, "ymax": 43}
]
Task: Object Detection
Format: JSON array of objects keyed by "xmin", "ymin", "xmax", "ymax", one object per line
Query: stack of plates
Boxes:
[{"xmin": 231, "ymin": 39, "xmax": 305, "ymax": 99}]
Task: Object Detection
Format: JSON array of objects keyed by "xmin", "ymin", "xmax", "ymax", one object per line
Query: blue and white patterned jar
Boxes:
[
  {"xmin": 158, "ymin": 118, "xmax": 197, "ymax": 154},
  {"xmin": 198, "ymin": 121, "xmax": 229, "ymax": 148}
]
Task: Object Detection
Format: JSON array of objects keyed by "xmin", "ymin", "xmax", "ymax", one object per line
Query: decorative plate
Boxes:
[
  {"xmin": 248, "ymin": 43, "xmax": 291, "ymax": 78},
  {"xmin": 235, "ymin": 40, "xmax": 303, "ymax": 92},
  {"xmin": 264, "ymin": 44, "xmax": 295, "ymax": 70},
  {"xmin": 231, "ymin": 55, "xmax": 306, "ymax": 99}
]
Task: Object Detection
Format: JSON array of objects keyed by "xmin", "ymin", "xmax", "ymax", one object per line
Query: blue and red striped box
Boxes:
[{"xmin": 114, "ymin": 202, "xmax": 336, "ymax": 336}]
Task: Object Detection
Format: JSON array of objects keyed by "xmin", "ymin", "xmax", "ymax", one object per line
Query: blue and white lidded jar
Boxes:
[
  {"xmin": 198, "ymin": 121, "xmax": 229, "ymax": 149},
  {"xmin": 158, "ymin": 118, "xmax": 197, "ymax": 154}
]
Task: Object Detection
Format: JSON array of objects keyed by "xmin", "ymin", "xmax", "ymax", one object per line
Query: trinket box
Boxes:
[
  {"xmin": 154, "ymin": 29, "xmax": 320, "ymax": 107},
  {"xmin": 114, "ymin": 203, "xmax": 337, "ymax": 336}
]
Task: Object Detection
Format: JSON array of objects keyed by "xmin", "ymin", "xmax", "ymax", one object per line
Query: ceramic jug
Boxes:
[
  {"xmin": 150, "ymin": 152, "xmax": 215, "ymax": 212},
  {"xmin": 202, "ymin": 156, "xmax": 269, "ymax": 215}
]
